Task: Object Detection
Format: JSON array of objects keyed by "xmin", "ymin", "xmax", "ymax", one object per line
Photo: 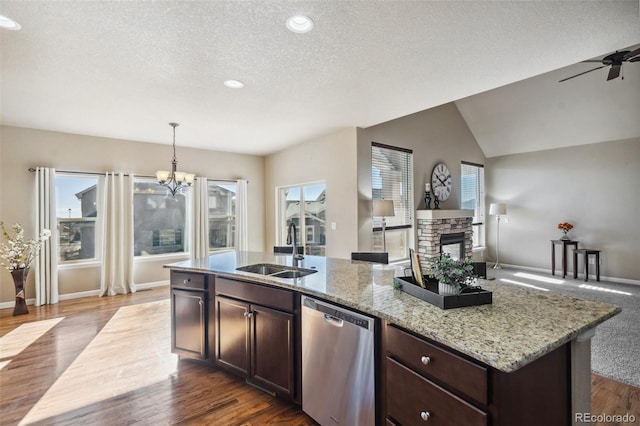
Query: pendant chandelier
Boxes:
[{"xmin": 156, "ymin": 122, "xmax": 195, "ymax": 197}]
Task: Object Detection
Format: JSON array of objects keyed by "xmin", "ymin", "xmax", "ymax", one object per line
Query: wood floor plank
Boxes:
[
  {"xmin": 0, "ymin": 287, "xmax": 316, "ymax": 426},
  {"xmin": 1, "ymin": 286, "xmax": 636, "ymax": 425}
]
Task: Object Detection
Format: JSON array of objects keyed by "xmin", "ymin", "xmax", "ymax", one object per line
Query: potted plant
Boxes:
[{"xmin": 430, "ymin": 254, "xmax": 477, "ymax": 295}]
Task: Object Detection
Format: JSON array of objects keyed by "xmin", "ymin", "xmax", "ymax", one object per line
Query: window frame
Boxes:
[
  {"xmin": 207, "ymin": 180, "xmax": 237, "ymax": 252},
  {"xmin": 460, "ymin": 161, "xmax": 485, "ymax": 248},
  {"xmin": 276, "ymin": 181, "xmax": 326, "ymax": 255},
  {"xmin": 55, "ymin": 173, "xmax": 102, "ymax": 266},
  {"xmin": 371, "ymin": 142, "xmax": 414, "ymax": 261},
  {"xmin": 132, "ymin": 177, "xmax": 191, "ymax": 258}
]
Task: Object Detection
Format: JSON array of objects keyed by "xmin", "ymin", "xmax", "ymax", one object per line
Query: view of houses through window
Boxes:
[
  {"xmin": 55, "ymin": 175, "xmax": 240, "ymax": 263},
  {"xmin": 208, "ymin": 181, "xmax": 236, "ymax": 250},
  {"xmin": 55, "ymin": 175, "xmax": 99, "ymax": 263},
  {"xmin": 133, "ymin": 180, "xmax": 187, "ymax": 256},
  {"xmin": 278, "ymin": 183, "xmax": 326, "ymax": 256}
]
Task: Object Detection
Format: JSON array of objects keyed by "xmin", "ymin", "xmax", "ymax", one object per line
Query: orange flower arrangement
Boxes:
[
  {"xmin": 557, "ymin": 222, "xmax": 573, "ymax": 232},
  {"xmin": 557, "ymin": 222, "xmax": 573, "ymax": 240}
]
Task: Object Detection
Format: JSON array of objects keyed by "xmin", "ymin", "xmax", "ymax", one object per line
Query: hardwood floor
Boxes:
[
  {"xmin": 0, "ymin": 287, "xmax": 315, "ymax": 425},
  {"xmin": 1, "ymin": 287, "xmax": 638, "ymax": 425}
]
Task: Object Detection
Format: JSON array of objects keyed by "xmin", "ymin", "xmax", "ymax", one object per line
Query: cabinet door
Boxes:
[
  {"xmin": 216, "ymin": 295, "xmax": 250, "ymax": 377},
  {"xmin": 172, "ymin": 289, "xmax": 207, "ymax": 360},
  {"xmin": 250, "ymin": 304, "xmax": 295, "ymax": 399}
]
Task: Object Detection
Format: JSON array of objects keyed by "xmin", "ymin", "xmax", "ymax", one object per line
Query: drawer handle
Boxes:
[
  {"xmin": 183, "ymin": 279, "xmax": 190, "ymax": 284},
  {"xmin": 421, "ymin": 356, "xmax": 431, "ymax": 365},
  {"xmin": 420, "ymin": 411, "xmax": 431, "ymax": 421}
]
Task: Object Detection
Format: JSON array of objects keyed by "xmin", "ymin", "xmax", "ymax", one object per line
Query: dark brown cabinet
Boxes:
[
  {"xmin": 170, "ymin": 272, "xmax": 214, "ymax": 361},
  {"xmin": 215, "ymin": 278, "xmax": 297, "ymax": 401},
  {"xmin": 384, "ymin": 323, "xmax": 570, "ymax": 426},
  {"xmin": 216, "ymin": 295, "xmax": 250, "ymax": 374},
  {"xmin": 172, "ymin": 288, "xmax": 207, "ymax": 359}
]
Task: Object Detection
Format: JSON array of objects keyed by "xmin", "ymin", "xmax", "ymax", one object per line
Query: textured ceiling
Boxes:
[{"xmin": 1, "ymin": 1, "xmax": 639, "ymax": 156}]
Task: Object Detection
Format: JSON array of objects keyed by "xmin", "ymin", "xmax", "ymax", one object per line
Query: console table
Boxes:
[{"xmin": 551, "ymin": 239, "xmax": 579, "ymax": 278}]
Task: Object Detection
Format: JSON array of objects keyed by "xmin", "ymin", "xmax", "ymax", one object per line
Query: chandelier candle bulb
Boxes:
[
  {"xmin": 425, "ymin": 183, "xmax": 430, "ymax": 191},
  {"xmin": 156, "ymin": 171, "xmax": 170, "ymax": 182}
]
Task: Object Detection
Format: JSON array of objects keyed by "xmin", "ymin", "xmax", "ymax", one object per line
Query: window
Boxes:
[
  {"xmin": 371, "ymin": 142, "xmax": 413, "ymax": 261},
  {"xmin": 133, "ymin": 180, "xmax": 188, "ymax": 256},
  {"xmin": 277, "ymin": 182, "xmax": 326, "ymax": 256},
  {"xmin": 461, "ymin": 162, "xmax": 485, "ymax": 247},
  {"xmin": 55, "ymin": 174, "xmax": 100, "ymax": 263},
  {"xmin": 208, "ymin": 181, "xmax": 236, "ymax": 250}
]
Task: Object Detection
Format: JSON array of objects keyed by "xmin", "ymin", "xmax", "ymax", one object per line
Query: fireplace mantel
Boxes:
[{"xmin": 416, "ymin": 209, "xmax": 473, "ymax": 220}]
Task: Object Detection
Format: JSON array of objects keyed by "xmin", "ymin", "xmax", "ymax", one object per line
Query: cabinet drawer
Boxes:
[
  {"xmin": 171, "ymin": 272, "xmax": 206, "ymax": 290},
  {"xmin": 386, "ymin": 324, "xmax": 488, "ymax": 405},
  {"xmin": 216, "ymin": 277, "xmax": 295, "ymax": 313},
  {"xmin": 386, "ymin": 357, "xmax": 487, "ymax": 426}
]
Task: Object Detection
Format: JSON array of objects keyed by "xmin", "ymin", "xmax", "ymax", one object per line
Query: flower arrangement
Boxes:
[
  {"xmin": 557, "ymin": 222, "xmax": 573, "ymax": 232},
  {"xmin": 429, "ymin": 254, "xmax": 477, "ymax": 292},
  {"xmin": 0, "ymin": 222, "xmax": 51, "ymax": 271},
  {"xmin": 557, "ymin": 222, "xmax": 573, "ymax": 240}
]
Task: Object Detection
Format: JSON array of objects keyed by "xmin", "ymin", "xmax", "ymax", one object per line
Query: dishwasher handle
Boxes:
[
  {"xmin": 303, "ymin": 296, "xmax": 374, "ymax": 331},
  {"xmin": 323, "ymin": 314, "xmax": 344, "ymax": 327}
]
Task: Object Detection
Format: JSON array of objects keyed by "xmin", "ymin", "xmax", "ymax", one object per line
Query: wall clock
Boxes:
[{"xmin": 431, "ymin": 163, "xmax": 452, "ymax": 201}]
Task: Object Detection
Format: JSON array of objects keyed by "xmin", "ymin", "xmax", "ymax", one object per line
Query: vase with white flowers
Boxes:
[{"xmin": 1, "ymin": 222, "xmax": 51, "ymax": 315}]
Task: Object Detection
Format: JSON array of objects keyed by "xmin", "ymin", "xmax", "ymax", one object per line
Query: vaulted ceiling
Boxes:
[{"xmin": 1, "ymin": 1, "xmax": 639, "ymax": 157}]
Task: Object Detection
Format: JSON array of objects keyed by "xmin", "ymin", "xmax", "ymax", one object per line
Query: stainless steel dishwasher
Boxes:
[{"xmin": 301, "ymin": 296, "xmax": 375, "ymax": 426}]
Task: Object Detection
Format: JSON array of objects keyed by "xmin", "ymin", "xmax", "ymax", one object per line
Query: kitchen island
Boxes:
[{"xmin": 166, "ymin": 251, "xmax": 620, "ymax": 426}]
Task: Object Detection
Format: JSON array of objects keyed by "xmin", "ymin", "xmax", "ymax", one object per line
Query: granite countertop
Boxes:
[{"xmin": 166, "ymin": 251, "xmax": 621, "ymax": 373}]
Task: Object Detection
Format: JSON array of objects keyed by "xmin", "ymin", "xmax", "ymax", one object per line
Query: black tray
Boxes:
[{"xmin": 393, "ymin": 276, "xmax": 492, "ymax": 309}]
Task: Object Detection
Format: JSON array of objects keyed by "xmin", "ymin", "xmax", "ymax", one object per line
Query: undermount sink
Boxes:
[{"xmin": 236, "ymin": 263, "xmax": 317, "ymax": 279}]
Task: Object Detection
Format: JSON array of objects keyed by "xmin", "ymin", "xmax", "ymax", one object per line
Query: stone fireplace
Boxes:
[{"xmin": 416, "ymin": 210, "xmax": 473, "ymax": 270}]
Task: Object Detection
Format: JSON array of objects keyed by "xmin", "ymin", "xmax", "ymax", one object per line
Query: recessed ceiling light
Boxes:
[
  {"xmin": 224, "ymin": 80, "xmax": 244, "ymax": 89},
  {"xmin": 286, "ymin": 15, "xmax": 313, "ymax": 33},
  {"xmin": 0, "ymin": 14, "xmax": 21, "ymax": 30}
]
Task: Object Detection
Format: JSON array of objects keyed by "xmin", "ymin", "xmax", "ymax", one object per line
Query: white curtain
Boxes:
[
  {"xmin": 100, "ymin": 172, "xmax": 135, "ymax": 296},
  {"xmin": 34, "ymin": 167, "xmax": 59, "ymax": 306},
  {"xmin": 191, "ymin": 177, "xmax": 209, "ymax": 259},
  {"xmin": 236, "ymin": 179, "xmax": 249, "ymax": 251}
]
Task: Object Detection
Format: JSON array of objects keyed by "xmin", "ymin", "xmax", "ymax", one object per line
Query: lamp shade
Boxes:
[
  {"xmin": 489, "ymin": 203, "xmax": 507, "ymax": 216},
  {"xmin": 373, "ymin": 200, "xmax": 395, "ymax": 217}
]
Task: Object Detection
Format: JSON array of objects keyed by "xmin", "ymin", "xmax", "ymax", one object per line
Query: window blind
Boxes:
[
  {"xmin": 460, "ymin": 162, "xmax": 485, "ymax": 225},
  {"xmin": 371, "ymin": 142, "xmax": 413, "ymax": 230}
]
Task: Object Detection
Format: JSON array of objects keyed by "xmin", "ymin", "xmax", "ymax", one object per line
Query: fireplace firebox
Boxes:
[{"xmin": 440, "ymin": 232, "xmax": 465, "ymax": 260}]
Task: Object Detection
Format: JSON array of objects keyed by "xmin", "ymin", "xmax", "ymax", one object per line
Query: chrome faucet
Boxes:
[{"xmin": 286, "ymin": 222, "xmax": 304, "ymax": 262}]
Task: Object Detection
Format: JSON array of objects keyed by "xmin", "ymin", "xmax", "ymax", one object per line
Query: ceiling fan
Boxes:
[{"xmin": 559, "ymin": 47, "xmax": 640, "ymax": 82}]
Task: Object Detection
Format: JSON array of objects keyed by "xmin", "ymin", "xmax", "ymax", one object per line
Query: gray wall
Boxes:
[
  {"xmin": 356, "ymin": 103, "xmax": 486, "ymax": 251},
  {"xmin": 264, "ymin": 127, "xmax": 358, "ymax": 259},
  {"xmin": 0, "ymin": 125, "xmax": 265, "ymax": 303},
  {"xmin": 486, "ymin": 138, "xmax": 640, "ymax": 281}
]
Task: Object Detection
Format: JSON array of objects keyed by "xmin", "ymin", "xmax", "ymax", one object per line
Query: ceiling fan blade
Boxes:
[
  {"xmin": 581, "ymin": 59, "xmax": 606, "ymax": 63},
  {"xmin": 607, "ymin": 64, "xmax": 621, "ymax": 80},
  {"xmin": 630, "ymin": 57, "xmax": 640, "ymax": 62},
  {"xmin": 558, "ymin": 65, "xmax": 606, "ymax": 82},
  {"xmin": 623, "ymin": 47, "xmax": 640, "ymax": 60}
]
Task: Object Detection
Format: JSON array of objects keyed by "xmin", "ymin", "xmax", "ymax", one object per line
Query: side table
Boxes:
[{"xmin": 551, "ymin": 239, "xmax": 579, "ymax": 278}]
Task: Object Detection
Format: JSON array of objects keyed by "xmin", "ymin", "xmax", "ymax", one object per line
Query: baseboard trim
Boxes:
[
  {"xmin": 497, "ymin": 263, "xmax": 640, "ymax": 286},
  {"xmin": 0, "ymin": 281, "xmax": 170, "ymax": 310}
]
